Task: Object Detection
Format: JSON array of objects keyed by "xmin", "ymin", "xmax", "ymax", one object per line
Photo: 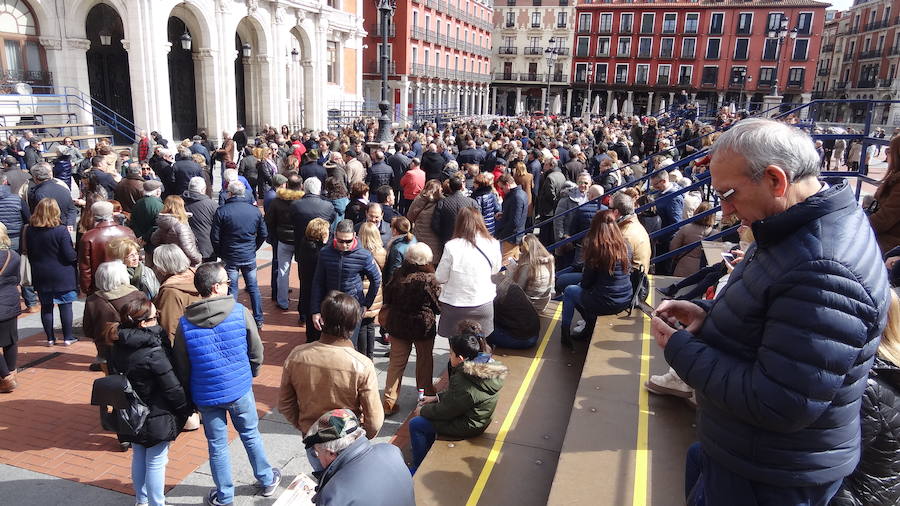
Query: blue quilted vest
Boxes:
[{"xmin": 179, "ymin": 304, "xmax": 252, "ymax": 406}]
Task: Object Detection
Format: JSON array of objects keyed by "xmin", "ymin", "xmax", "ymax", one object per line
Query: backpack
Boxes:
[{"xmin": 90, "ymin": 373, "xmax": 150, "ymax": 438}]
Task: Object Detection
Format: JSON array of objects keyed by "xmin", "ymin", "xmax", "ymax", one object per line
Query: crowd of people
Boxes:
[{"xmin": 0, "ymin": 105, "xmax": 898, "ymax": 505}]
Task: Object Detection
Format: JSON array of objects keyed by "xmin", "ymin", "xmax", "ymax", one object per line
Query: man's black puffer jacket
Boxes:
[{"xmin": 832, "ymin": 356, "xmax": 900, "ymax": 506}]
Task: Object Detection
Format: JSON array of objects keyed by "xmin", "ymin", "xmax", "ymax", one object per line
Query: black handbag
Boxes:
[{"xmin": 90, "ymin": 373, "xmax": 150, "ymax": 438}]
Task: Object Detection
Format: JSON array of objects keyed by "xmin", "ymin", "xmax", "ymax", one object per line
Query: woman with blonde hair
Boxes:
[
  {"xmin": 357, "ymin": 222, "xmax": 387, "ymax": 359},
  {"xmin": 106, "ymin": 237, "xmax": 160, "ymax": 298},
  {"xmin": 512, "ymin": 161, "xmax": 534, "ymax": 225},
  {"xmin": 25, "ymin": 198, "xmax": 78, "ymax": 346},
  {"xmin": 506, "ymin": 233, "xmax": 555, "ymax": 312},
  {"xmin": 0, "ymin": 223, "xmax": 21, "ymax": 391},
  {"xmin": 151, "ymin": 195, "xmax": 201, "ymax": 266},
  {"xmin": 297, "ymin": 218, "xmax": 330, "ymax": 335}
]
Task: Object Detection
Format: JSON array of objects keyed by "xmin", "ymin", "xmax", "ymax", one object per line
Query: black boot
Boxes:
[{"xmin": 561, "ymin": 325, "xmax": 573, "ymax": 350}]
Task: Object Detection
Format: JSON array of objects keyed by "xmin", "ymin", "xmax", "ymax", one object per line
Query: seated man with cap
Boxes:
[{"xmin": 304, "ymin": 409, "xmax": 414, "ymax": 505}]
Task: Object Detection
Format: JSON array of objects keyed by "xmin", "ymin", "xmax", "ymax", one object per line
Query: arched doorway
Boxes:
[
  {"xmin": 234, "ymin": 33, "xmax": 247, "ymax": 130},
  {"xmin": 85, "ymin": 3, "xmax": 133, "ymax": 144},
  {"xmin": 167, "ymin": 16, "xmax": 197, "ymax": 140},
  {"xmin": 0, "ymin": 0, "xmax": 49, "ymax": 93}
]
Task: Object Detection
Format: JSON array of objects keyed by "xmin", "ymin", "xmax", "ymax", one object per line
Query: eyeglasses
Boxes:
[
  {"xmin": 712, "ymin": 187, "xmax": 736, "ymax": 201},
  {"xmin": 336, "ymin": 238, "xmax": 354, "ymax": 244}
]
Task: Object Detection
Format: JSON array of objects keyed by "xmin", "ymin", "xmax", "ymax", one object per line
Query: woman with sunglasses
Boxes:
[{"xmin": 106, "ymin": 294, "xmax": 191, "ymax": 506}]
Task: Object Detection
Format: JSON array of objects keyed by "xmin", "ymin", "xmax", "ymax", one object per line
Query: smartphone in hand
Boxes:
[{"xmin": 636, "ymin": 300, "xmax": 685, "ymax": 330}]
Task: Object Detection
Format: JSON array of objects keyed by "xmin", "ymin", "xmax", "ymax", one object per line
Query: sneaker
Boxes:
[
  {"xmin": 259, "ymin": 467, "xmax": 282, "ymax": 497},
  {"xmin": 46, "ymin": 340, "xmax": 55, "ymax": 347},
  {"xmin": 204, "ymin": 489, "xmax": 232, "ymax": 506},
  {"xmin": 63, "ymin": 338, "xmax": 78, "ymax": 346},
  {"xmin": 572, "ymin": 320, "xmax": 586, "ymax": 334},
  {"xmin": 645, "ymin": 369, "xmax": 693, "ymax": 398}
]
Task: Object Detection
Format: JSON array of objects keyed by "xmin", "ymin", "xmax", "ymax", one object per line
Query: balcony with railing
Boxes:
[
  {"xmin": 498, "ymin": 46, "xmax": 517, "ymax": 55},
  {"xmin": 889, "ymin": 46, "xmax": 900, "ymax": 56},
  {"xmin": 411, "ymin": 27, "xmax": 425, "ymax": 40},
  {"xmin": 555, "ymin": 47, "xmax": 570, "ymax": 56},
  {"xmin": 823, "ymin": 44, "xmax": 835, "ymax": 52},
  {"xmin": 857, "ymin": 49, "xmax": 884, "ymax": 60},
  {"xmin": 786, "ymin": 80, "xmax": 803, "ymax": 89},
  {"xmin": 835, "ymin": 81, "xmax": 849, "ymax": 89},
  {"xmin": 817, "ymin": 67, "xmax": 830, "ymax": 76},
  {"xmin": 881, "ymin": 78, "xmax": 896, "ymax": 88},
  {"xmin": 524, "ymin": 46, "xmax": 543, "ymax": 55},
  {"xmin": 550, "ymin": 73, "xmax": 567, "ymax": 83},
  {"xmin": 857, "ymin": 79, "xmax": 877, "ymax": 88},
  {"xmin": 520, "ymin": 72, "xmax": 544, "ymax": 82},
  {"xmin": 494, "ymin": 72, "xmax": 516, "ymax": 81},
  {"xmin": 677, "ymin": 76, "xmax": 692, "ymax": 87}
]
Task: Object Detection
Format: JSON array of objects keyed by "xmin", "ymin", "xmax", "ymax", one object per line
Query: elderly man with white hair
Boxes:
[
  {"xmin": 650, "ymin": 118, "xmax": 889, "ymax": 505},
  {"xmin": 211, "ymin": 180, "xmax": 268, "ymax": 327},
  {"xmin": 182, "ymin": 176, "xmax": 218, "ymax": 262},
  {"xmin": 289, "ymin": 176, "xmax": 337, "ymax": 255},
  {"xmin": 79, "ymin": 200, "xmax": 136, "ymax": 295}
]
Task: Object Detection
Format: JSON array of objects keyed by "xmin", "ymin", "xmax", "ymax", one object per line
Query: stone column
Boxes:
[
  {"xmin": 540, "ymin": 88, "xmax": 547, "ymax": 114},
  {"xmin": 717, "ymin": 92, "xmax": 726, "ymax": 110},
  {"xmin": 125, "ymin": 37, "xmax": 175, "ymax": 141},
  {"xmin": 491, "ymin": 87, "xmax": 498, "ymax": 115},
  {"xmin": 399, "ymin": 77, "xmax": 410, "ymax": 127},
  {"xmin": 799, "ymin": 92, "xmax": 812, "ymax": 120},
  {"xmin": 606, "ymin": 90, "xmax": 613, "ymax": 115},
  {"xmin": 566, "ymin": 88, "xmax": 573, "ymax": 117},
  {"xmin": 515, "ymin": 88, "xmax": 522, "ymax": 115},
  {"xmin": 626, "ymin": 90, "xmax": 634, "ymax": 116},
  {"xmin": 668, "ymin": 91, "xmax": 675, "ymax": 106},
  {"xmin": 648, "ymin": 91, "xmax": 655, "ymax": 115},
  {"xmin": 46, "ymin": 38, "xmax": 95, "ymax": 127},
  {"xmin": 193, "ymin": 48, "xmax": 222, "ymax": 134}
]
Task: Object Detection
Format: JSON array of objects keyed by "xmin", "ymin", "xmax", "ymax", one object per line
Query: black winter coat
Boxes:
[
  {"xmin": 110, "ymin": 326, "xmax": 190, "ymax": 446},
  {"xmin": 422, "ymin": 152, "xmax": 446, "ymax": 182},
  {"xmin": 831, "ymin": 357, "xmax": 900, "ymax": 506},
  {"xmin": 0, "ymin": 250, "xmax": 21, "ymax": 321},
  {"xmin": 289, "ymin": 195, "xmax": 336, "ymax": 248},
  {"xmin": 182, "ymin": 190, "xmax": 217, "ymax": 259},
  {"xmin": 431, "ymin": 190, "xmax": 478, "ymax": 243},
  {"xmin": 171, "ymin": 159, "xmax": 202, "ymax": 197},
  {"xmin": 665, "ymin": 181, "xmax": 890, "ymax": 487},
  {"xmin": 367, "ymin": 161, "xmax": 394, "ymax": 190}
]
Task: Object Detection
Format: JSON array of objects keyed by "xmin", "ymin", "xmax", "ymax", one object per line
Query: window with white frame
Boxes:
[
  {"xmin": 793, "ymin": 39, "xmax": 809, "ymax": 60},
  {"xmin": 620, "ymin": 13, "xmax": 633, "ymax": 32},
  {"xmin": 599, "ymin": 13, "xmax": 613, "ymax": 32},
  {"xmin": 579, "ymin": 12, "xmax": 591, "ymax": 31},
  {"xmin": 505, "ymin": 11, "xmax": 514, "ymax": 27},
  {"xmin": 701, "ymin": 65, "xmax": 718, "ymax": 85},
  {"xmin": 636, "ymin": 64, "xmax": 649, "ymax": 84},
  {"xmin": 660, "ymin": 37, "xmax": 674, "ymax": 58},
  {"xmin": 575, "ymin": 62, "xmax": 587, "ymax": 82},
  {"xmin": 615, "ymin": 63, "xmax": 628, "ymax": 83},
  {"xmin": 763, "ymin": 38, "xmax": 778, "ymax": 60},
  {"xmin": 662, "ymin": 13, "xmax": 677, "ymax": 33},
  {"xmin": 327, "ymin": 41, "xmax": 338, "ymax": 83},
  {"xmin": 734, "ymin": 38, "xmax": 749, "ymax": 59},
  {"xmin": 412, "ymin": 46, "xmax": 418, "ymax": 65},
  {"xmin": 709, "ymin": 12, "xmax": 724, "ymax": 34},
  {"xmin": 678, "ymin": 64, "xmax": 693, "ymax": 85},
  {"xmin": 685, "ymin": 12, "xmax": 699, "ymax": 33},
  {"xmin": 706, "ymin": 38, "xmax": 720, "ymax": 59},
  {"xmin": 787, "ymin": 67, "xmax": 805, "ymax": 86},
  {"xmin": 531, "ymin": 11, "xmax": 540, "ymax": 27},
  {"xmin": 597, "ymin": 36, "xmax": 610, "ymax": 57},
  {"xmin": 797, "ymin": 12, "xmax": 813, "ymax": 35},
  {"xmin": 641, "ymin": 12, "xmax": 655, "ymax": 33},
  {"xmin": 595, "ymin": 62, "xmax": 608, "ymax": 82},
  {"xmin": 638, "ymin": 37, "xmax": 652, "ymax": 58},
  {"xmin": 736, "ymin": 13, "xmax": 753, "ymax": 34},
  {"xmin": 617, "ymin": 36, "xmax": 631, "ymax": 57},
  {"xmin": 682, "ymin": 37, "xmax": 696, "ymax": 58},
  {"xmin": 557, "ymin": 11, "xmax": 567, "ymax": 28},
  {"xmin": 657, "ymin": 64, "xmax": 671, "ymax": 85},
  {"xmin": 759, "ymin": 66, "xmax": 775, "ymax": 84},
  {"xmin": 576, "ymin": 36, "xmax": 590, "ymax": 57},
  {"xmin": 766, "ymin": 13, "xmax": 783, "ymax": 31}
]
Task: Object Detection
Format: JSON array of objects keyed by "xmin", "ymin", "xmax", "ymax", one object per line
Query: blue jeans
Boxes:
[
  {"xmin": 487, "ymin": 326, "xmax": 539, "ymax": 349},
  {"xmin": 685, "ymin": 442, "xmax": 842, "ymax": 506},
  {"xmin": 226, "ymin": 262, "xmax": 263, "ymax": 325},
  {"xmin": 197, "ymin": 389, "xmax": 275, "ymax": 504},
  {"xmin": 409, "ymin": 416, "xmax": 437, "ymax": 473},
  {"xmin": 132, "ymin": 441, "xmax": 169, "ymax": 506},
  {"xmin": 275, "ymin": 242, "xmax": 295, "ymax": 309},
  {"xmin": 554, "ymin": 272, "xmax": 583, "ymax": 300}
]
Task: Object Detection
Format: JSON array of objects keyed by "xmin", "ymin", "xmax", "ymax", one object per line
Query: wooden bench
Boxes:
[
  {"xmin": 546, "ymin": 275, "xmax": 696, "ymax": 506},
  {"xmin": 412, "ymin": 302, "xmax": 588, "ymax": 505}
]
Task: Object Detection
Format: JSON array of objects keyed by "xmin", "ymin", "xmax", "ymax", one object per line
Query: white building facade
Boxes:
[{"xmin": 4, "ymin": 0, "xmax": 365, "ymax": 141}]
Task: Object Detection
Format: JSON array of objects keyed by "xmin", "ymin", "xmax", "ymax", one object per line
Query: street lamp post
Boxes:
[
  {"xmin": 544, "ymin": 37, "xmax": 559, "ymax": 115},
  {"xmin": 376, "ymin": 0, "xmax": 396, "ymax": 143},
  {"xmin": 583, "ymin": 64, "xmax": 593, "ymax": 119},
  {"xmin": 767, "ymin": 16, "xmax": 798, "ymax": 98}
]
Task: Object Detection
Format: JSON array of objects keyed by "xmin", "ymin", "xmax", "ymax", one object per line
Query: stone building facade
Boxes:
[{"xmin": 0, "ymin": 0, "xmax": 365, "ymax": 141}]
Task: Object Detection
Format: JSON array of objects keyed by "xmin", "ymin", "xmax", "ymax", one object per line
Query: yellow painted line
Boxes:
[
  {"xmin": 465, "ymin": 304, "xmax": 563, "ymax": 506},
  {"xmin": 632, "ymin": 278, "xmax": 654, "ymax": 506}
]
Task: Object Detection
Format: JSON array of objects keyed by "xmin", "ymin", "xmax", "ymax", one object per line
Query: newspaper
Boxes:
[{"xmin": 272, "ymin": 473, "xmax": 317, "ymax": 506}]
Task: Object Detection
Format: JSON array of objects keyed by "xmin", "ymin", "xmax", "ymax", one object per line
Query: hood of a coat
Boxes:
[
  {"xmin": 117, "ymin": 326, "xmax": 163, "ymax": 350},
  {"xmin": 277, "ymin": 187, "xmax": 304, "ymax": 201},
  {"xmin": 156, "ymin": 213, "xmax": 184, "ymax": 230},
  {"xmin": 752, "ymin": 180, "xmax": 851, "ymax": 249},
  {"xmin": 872, "ymin": 355, "xmax": 900, "ymax": 391},
  {"xmin": 160, "ymin": 269, "xmax": 199, "ymax": 296},
  {"xmin": 460, "ymin": 358, "xmax": 508, "ymax": 395},
  {"xmin": 182, "ymin": 295, "xmax": 236, "ymax": 328},
  {"xmin": 181, "ymin": 190, "xmax": 209, "ymax": 205}
]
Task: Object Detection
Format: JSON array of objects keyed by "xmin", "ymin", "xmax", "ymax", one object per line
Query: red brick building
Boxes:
[
  {"xmin": 361, "ymin": 0, "xmax": 493, "ymax": 122},
  {"xmin": 571, "ymin": 0, "xmax": 828, "ymax": 116}
]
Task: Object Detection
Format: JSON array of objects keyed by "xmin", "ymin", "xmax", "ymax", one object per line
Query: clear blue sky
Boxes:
[{"xmin": 829, "ymin": 0, "xmax": 853, "ymax": 12}]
